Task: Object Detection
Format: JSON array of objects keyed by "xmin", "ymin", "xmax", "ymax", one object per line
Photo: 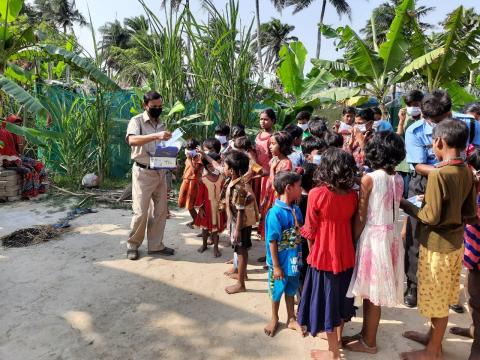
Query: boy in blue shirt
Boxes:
[{"xmin": 264, "ymin": 171, "xmax": 305, "ymax": 337}]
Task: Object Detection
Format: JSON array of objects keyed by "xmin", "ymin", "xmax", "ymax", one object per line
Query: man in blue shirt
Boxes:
[
  {"xmin": 403, "ymin": 90, "xmax": 452, "ymax": 308},
  {"xmin": 264, "ymin": 171, "xmax": 304, "ymax": 337}
]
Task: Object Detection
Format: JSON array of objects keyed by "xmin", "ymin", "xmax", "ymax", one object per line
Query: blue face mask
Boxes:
[{"xmin": 187, "ymin": 149, "xmax": 197, "ymax": 157}]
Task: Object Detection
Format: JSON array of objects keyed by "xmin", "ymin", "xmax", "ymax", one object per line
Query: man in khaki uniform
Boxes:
[{"xmin": 125, "ymin": 91, "xmax": 174, "ymax": 260}]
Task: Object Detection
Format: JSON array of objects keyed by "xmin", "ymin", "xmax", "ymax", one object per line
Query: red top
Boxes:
[
  {"xmin": 255, "ymin": 131, "xmax": 272, "ymax": 172},
  {"xmin": 301, "ymin": 186, "xmax": 358, "ymax": 274}
]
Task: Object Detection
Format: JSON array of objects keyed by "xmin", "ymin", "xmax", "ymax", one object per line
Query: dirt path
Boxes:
[{"xmin": 0, "ymin": 201, "xmax": 473, "ymax": 360}]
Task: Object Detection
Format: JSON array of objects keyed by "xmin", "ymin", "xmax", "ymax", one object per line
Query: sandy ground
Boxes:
[{"xmin": 0, "ymin": 199, "xmax": 474, "ymax": 360}]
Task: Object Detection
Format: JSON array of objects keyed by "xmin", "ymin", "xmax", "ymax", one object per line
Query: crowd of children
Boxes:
[{"xmin": 176, "ymin": 90, "xmax": 480, "ymax": 360}]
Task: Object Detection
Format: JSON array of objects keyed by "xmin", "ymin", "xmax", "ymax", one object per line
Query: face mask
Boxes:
[
  {"xmin": 215, "ymin": 135, "xmax": 228, "ymax": 145},
  {"xmin": 298, "ymin": 123, "xmax": 309, "ymax": 131},
  {"xmin": 187, "ymin": 149, "xmax": 197, "ymax": 158},
  {"xmin": 148, "ymin": 107, "xmax": 162, "ymax": 119},
  {"xmin": 356, "ymin": 124, "xmax": 367, "ymax": 133},
  {"xmin": 312, "ymin": 154, "xmax": 322, "ymax": 165},
  {"xmin": 407, "ymin": 106, "xmax": 421, "ymax": 117},
  {"xmin": 211, "ymin": 169, "xmax": 220, "ymax": 176},
  {"xmin": 338, "ymin": 122, "xmax": 352, "ymax": 134}
]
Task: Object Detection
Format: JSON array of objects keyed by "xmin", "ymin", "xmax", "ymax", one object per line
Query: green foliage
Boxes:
[{"xmin": 0, "ymin": 75, "xmax": 47, "ymax": 115}]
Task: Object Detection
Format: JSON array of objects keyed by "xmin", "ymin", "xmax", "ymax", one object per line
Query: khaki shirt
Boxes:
[
  {"xmin": 226, "ymin": 176, "xmax": 259, "ymax": 230},
  {"xmin": 126, "ymin": 111, "xmax": 166, "ymax": 165}
]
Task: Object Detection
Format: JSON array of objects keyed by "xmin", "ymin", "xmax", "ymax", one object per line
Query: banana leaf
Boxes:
[
  {"xmin": 277, "ymin": 41, "xmax": 307, "ymax": 98},
  {"xmin": 0, "ymin": 0, "xmax": 23, "ymax": 22},
  {"xmin": 4, "ymin": 121, "xmax": 61, "ymax": 147},
  {"xmin": 167, "ymin": 101, "xmax": 185, "ymax": 117},
  {"xmin": 0, "ymin": 75, "xmax": 47, "ymax": 116},
  {"xmin": 394, "ymin": 47, "xmax": 446, "ymax": 82},
  {"xmin": 40, "ymin": 45, "xmax": 120, "ymax": 90},
  {"xmin": 444, "ymin": 82, "xmax": 477, "ymax": 109},
  {"xmin": 378, "ymin": 0, "xmax": 413, "ymax": 74}
]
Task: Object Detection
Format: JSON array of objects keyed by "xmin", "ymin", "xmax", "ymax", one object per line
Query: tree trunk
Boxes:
[
  {"xmin": 255, "ymin": 0, "xmax": 264, "ymax": 82},
  {"xmin": 316, "ymin": 0, "xmax": 327, "ymax": 59},
  {"xmin": 468, "ymin": 70, "xmax": 475, "ymax": 93}
]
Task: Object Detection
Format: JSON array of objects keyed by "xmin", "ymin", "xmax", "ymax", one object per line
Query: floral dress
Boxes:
[{"xmin": 347, "ymin": 170, "xmax": 404, "ymax": 307}]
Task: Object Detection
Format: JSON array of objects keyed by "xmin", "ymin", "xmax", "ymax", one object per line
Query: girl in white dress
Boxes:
[{"xmin": 344, "ymin": 131, "xmax": 406, "ymax": 354}]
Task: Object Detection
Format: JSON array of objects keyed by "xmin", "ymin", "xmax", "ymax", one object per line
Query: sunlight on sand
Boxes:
[
  {"xmin": 63, "ymin": 311, "xmax": 105, "ymax": 345},
  {"xmin": 75, "ymin": 224, "xmax": 128, "ymax": 236}
]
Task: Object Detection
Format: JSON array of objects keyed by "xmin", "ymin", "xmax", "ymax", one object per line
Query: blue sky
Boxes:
[{"xmin": 71, "ymin": 0, "xmax": 480, "ymax": 67}]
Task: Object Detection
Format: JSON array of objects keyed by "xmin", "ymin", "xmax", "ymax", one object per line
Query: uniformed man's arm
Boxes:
[{"xmin": 127, "ymin": 132, "xmax": 170, "ymax": 147}]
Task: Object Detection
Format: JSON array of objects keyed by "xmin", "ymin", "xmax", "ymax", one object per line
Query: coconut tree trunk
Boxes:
[
  {"xmin": 316, "ymin": 0, "xmax": 327, "ymax": 59},
  {"xmin": 255, "ymin": 0, "xmax": 264, "ymax": 81}
]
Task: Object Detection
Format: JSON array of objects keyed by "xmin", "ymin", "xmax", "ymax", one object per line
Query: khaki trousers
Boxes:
[{"xmin": 127, "ymin": 165, "xmax": 168, "ymax": 251}]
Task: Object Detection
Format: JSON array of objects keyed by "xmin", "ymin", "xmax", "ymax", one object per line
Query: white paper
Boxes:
[
  {"xmin": 150, "ymin": 156, "xmax": 177, "ymax": 169},
  {"xmin": 164, "ymin": 128, "xmax": 185, "ymax": 148},
  {"xmin": 407, "ymin": 196, "xmax": 422, "ymax": 208}
]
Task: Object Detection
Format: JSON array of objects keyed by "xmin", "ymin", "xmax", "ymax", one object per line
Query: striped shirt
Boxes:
[{"xmin": 464, "ymin": 193, "xmax": 480, "ymax": 270}]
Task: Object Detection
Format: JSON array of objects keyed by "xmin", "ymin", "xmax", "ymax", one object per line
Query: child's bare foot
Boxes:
[
  {"xmin": 197, "ymin": 245, "xmax": 208, "ymax": 253},
  {"xmin": 449, "ymin": 326, "xmax": 473, "ymax": 339},
  {"xmin": 223, "ymin": 267, "xmax": 236, "ymax": 276},
  {"xmin": 345, "ymin": 338, "xmax": 377, "ymax": 354},
  {"xmin": 225, "ymin": 283, "xmax": 246, "ymax": 294},
  {"xmin": 402, "ymin": 331, "xmax": 430, "ymax": 346},
  {"xmin": 264, "ymin": 319, "xmax": 279, "ymax": 337},
  {"xmin": 287, "ymin": 318, "xmax": 306, "ymax": 337},
  {"xmin": 399, "ymin": 349, "xmax": 443, "ymax": 360},
  {"xmin": 310, "ymin": 349, "xmax": 340, "ymax": 359},
  {"xmin": 227, "ymin": 272, "xmax": 248, "ymax": 281},
  {"xmin": 213, "ymin": 248, "xmax": 222, "ymax": 258}
]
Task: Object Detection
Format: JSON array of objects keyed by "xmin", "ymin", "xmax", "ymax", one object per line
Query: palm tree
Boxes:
[
  {"xmin": 124, "ymin": 15, "xmax": 149, "ymax": 34},
  {"xmin": 253, "ymin": 19, "xmax": 298, "ymax": 73},
  {"xmin": 361, "ymin": 0, "xmax": 434, "ymax": 45},
  {"xmin": 34, "ymin": 0, "xmax": 86, "ymax": 34},
  {"xmin": 99, "ymin": 20, "xmax": 131, "ymax": 50},
  {"xmin": 284, "ymin": 0, "xmax": 351, "ymax": 59}
]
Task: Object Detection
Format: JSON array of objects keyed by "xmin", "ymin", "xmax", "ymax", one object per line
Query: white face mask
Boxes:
[
  {"xmin": 312, "ymin": 154, "xmax": 322, "ymax": 165},
  {"xmin": 338, "ymin": 122, "xmax": 352, "ymax": 134},
  {"xmin": 215, "ymin": 135, "xmax": 228, "ymax": 145},
  {"xmin": 298, "ymin": 123, "xmax": 309, "ymax": 131},
  {"xmin": 355, "ymin": 124, "xmax": 367, "ymax": 133},
  {"xmin": 407, "ymin": 106, "xmax": 421, "ymax": 117},
  {"xmin": 211, "ymin": 169, "xmax": 220, "ymax": 176}
]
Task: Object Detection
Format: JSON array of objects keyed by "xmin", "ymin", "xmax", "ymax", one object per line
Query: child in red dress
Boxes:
[
  {"xmin": 297, "ymin": 148, "xmax": 358, "ymax": 360},
  {"xmin": 178, "ymin": 139, "xmax": 203, "ymax": 227},
  {"xmin": 195, "ymin": 152, "xmax": 226, "ymax": 258}
]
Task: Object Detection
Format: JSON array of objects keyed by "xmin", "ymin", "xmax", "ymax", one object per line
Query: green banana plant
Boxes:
[
  {"xmin": 394, "ymin": 5, "xmax": 480, "ymax": 105},
  {"xmin": 310, "ymin": 0, "xmax": 415, "ymax": 112},
  {"xmin": 262, "ymin": 40, "xmax": 365, "ymax": 128}
]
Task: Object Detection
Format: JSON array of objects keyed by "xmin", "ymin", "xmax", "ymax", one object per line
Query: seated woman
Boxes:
[{"xmin": 0, "ymin": 115, "xmax": 48, "ymax": 198}]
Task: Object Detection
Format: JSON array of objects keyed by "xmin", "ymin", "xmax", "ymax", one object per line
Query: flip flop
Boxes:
[{"xmin": 345, "ymin": 338, "xmax": 377, "ymax": 354}]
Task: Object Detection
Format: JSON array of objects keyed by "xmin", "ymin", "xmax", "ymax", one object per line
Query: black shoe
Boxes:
[
  {"xmin": 404, "ymin": 287, "xmax": 417, "ymax": 308},
  {"xmin": 450, "ymin": 304, "xmax": 465, "ymax": 314},
  {"xmin": 148, "ymin": 247, "xmax": 175, "ymax": 256},
  {"xmin": 127, "ymin": 249, "xmax": 139, "ymax": 260}
]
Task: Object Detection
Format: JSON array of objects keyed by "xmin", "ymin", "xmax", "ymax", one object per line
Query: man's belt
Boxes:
[{"xmin": 135, "ymin": 162, "xmax": 153, "ymax": 170}]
